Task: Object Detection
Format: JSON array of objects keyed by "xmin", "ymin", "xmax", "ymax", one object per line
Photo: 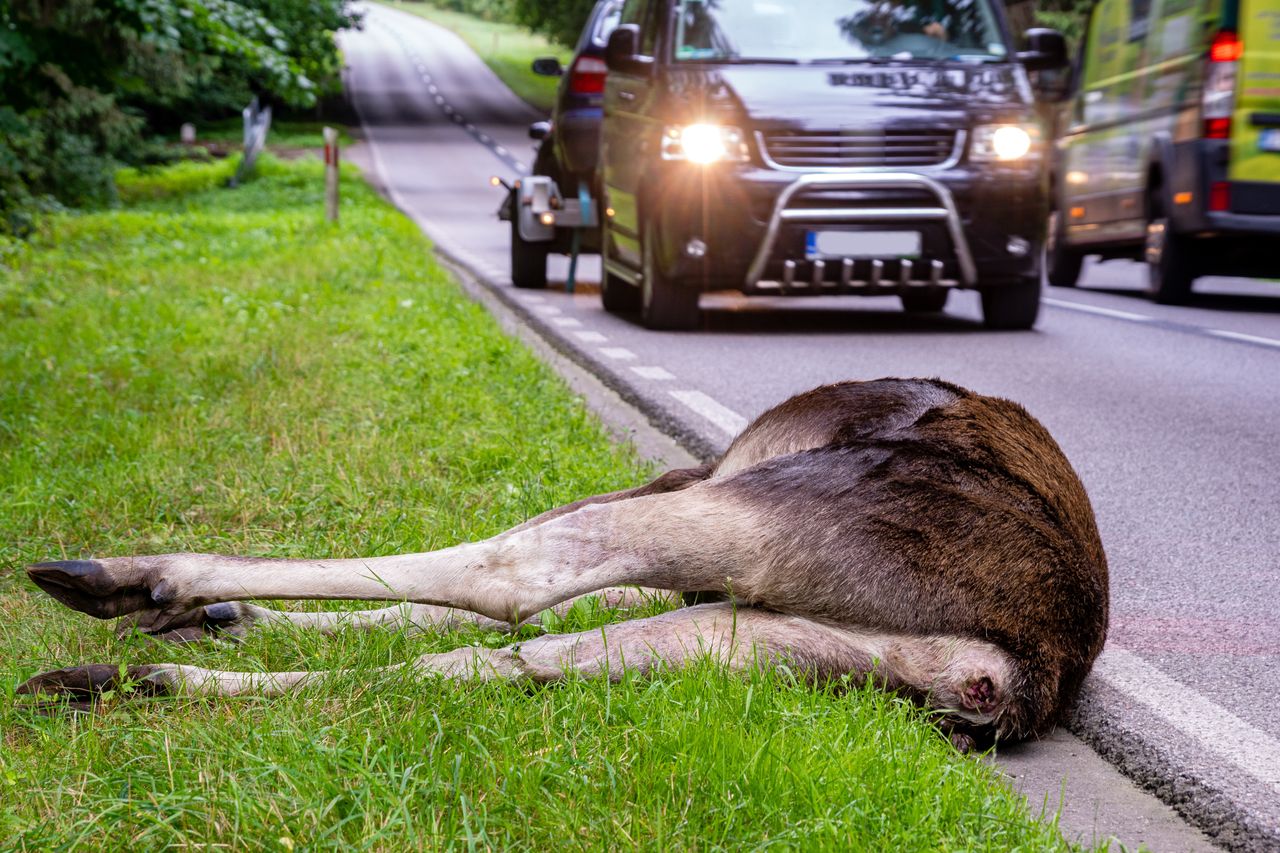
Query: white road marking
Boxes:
[
  {"xmin": 599, "ymin": 347, "xmax": 637, "ymax": 361},
  {"xmin": 669, "ymin": 390, "xmax": 748, "ymax": 436},
  {"xmin": 495, "ymin": 146, "xmax": 508, "ymax": 156},
  {"xmin": 1206, "ymin": 329, "xmax": 1280, "ymax": 350},
  {"xmin": 551, "ymin": 317, "xmax": 582, "ymax": 328},
  {"xmin": 1043, "ymin": 298, "xmax": 1153, "ymax": 322},
  {"xmin": 428, "ymin": 84, "xmax": 439, "ymax": 94},
  {"xmin": 479, "ymin": 134, "xmax": 491, "ymax": 143},
  {"xmin": 632, "ymin": 366, "xmax": 676, "ymax": 381},
  {"xmin": 465, "ymin": 123, "xmax": 476, "ymax": 131},
  {"xmin": 573, "ymin": 331, "xmax": 608, "ymax": 343},
  {"xmin": 533, "ymin": 305, "xmax": 561, "ymax": 315},
  {"xmin": 521, "ymin": 295, "xmax": 545, "ymax": 303},
  {"xmin": 1092, "ymin": 647, "xmax": 1280, "ymax": 794}
]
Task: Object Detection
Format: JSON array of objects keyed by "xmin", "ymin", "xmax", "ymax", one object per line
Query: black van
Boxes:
[{"xmin": 598, "ymin": 0, "xmax": 1068, "ymax": 330}]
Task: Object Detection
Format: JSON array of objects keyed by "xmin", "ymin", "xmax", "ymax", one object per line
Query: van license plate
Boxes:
[
  {"xmin": 1261, "ymin": 129, "xmax": 1280, "ymax": 152},
  {"xmin": 806, "ymin": 231, "xmax": 921, "ymax": 259}
]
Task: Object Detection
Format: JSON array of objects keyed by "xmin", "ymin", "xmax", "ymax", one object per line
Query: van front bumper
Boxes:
[{"xmin": 642, "ymin": 162, "xmax": 1046, "ymax": 293}]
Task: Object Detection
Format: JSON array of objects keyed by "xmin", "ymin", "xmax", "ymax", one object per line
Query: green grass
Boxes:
[
  {"xmin": 0, "ymin": 157, "xmax": 1081, "ymax": 849},
  {"xmin": 377, "ymin": 1, "xmax": 570, "ymax": 113}
]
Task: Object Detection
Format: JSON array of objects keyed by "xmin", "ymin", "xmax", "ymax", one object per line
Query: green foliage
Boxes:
[
  {"xmin": 0, "ymin": 0, "xmax": 360, "ymax": 234},
  {"xmin": 512, "ymin": 0, "xmax": 600, "ymax": 47}
]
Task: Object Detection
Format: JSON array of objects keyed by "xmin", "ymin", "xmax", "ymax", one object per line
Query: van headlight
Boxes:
[
  {"xmin": 661, "ymin": 124, "xmax": 749, "ymax": 165},
  {"xmin": 970, "ymin": 125, "xmax": 1039, "ymax": 162}
]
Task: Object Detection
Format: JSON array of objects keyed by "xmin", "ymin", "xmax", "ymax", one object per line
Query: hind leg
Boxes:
[{"xmin": 22, "ymin": 603, "xmax": 1019, "ymax": 746}]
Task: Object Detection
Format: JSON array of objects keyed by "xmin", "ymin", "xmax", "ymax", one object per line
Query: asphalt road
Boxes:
[{"xmin": 342, "ymin": 6, "xmax": 1280, "ymax": 849}]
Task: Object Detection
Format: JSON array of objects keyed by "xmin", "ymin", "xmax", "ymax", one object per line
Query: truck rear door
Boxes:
[{"xmin": 1229, "ymin": 0, "xmax": 1280, "ymax": 213}]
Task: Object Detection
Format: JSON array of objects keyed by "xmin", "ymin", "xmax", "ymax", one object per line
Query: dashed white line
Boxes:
[
  {"xmin": 521, "ymin": 295, "xmax": 546, "ymax": 303},
  {"xmin": 599, "ymin": 347, "xmax": 637, "ymax": 361},
  {"xmin": 533, "ymin": 305, "xmax": 561, "ymax": 316},
  {"xmin": 573, "ymin": 331, "xmax": 608, "ymax": 343},
  {"xmin": 551, "ymin": 317, "xmax": 582, "ymax": 328},
  {"xmin": 1042, "ymin": 298, "xmax": 1153, "ymax": 322},
  {"xmin": 1092, "ymin": 647, "xmax": 1280, "ymax": 794},
  {"xmin": 465, "ymin": 123, "xmax": 476, "ymax": 131},
  {"xmin": 494, "ymin": 145, "xmax": 508, "ymax": 156},
  {"xmin": 669, "ymin": 391, "xmax": 748, "ymax": 437},
  {"xmin": 478, "ymin": 134, "xmax": 491, "ymax": 143},
  {"xmin": 631, "ymin": 366, "xmax": 676, "ymax": 381},
  {"xmin": 1206, "ymin": 329, "xmax": 1280, "ymax": 350},
  {"xmin": 428, "ymin": 84, "xmax": 439, "ymax": 94}
]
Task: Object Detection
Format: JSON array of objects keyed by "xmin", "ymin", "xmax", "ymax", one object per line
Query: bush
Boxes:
[{"xmin": 0, "ymin": 0, "xmax": 360, "ymax": 235}]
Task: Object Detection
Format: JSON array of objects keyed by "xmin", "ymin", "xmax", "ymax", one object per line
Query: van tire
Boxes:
[
  {"xmin": 511, "ymin": 216, "xmax": 549, "ymax": 290},
  {"xmin": 1144, "ymin": 209, "xmax": 1195, "ymax": 305},
  {"xmin": 602, "ymin": 272, "xmax": 641, "ymax": 313},
  {"xmin": 980, "ymin": 275, "xmax": 1041, "ymax": 330},
  {"xmin": 641, "ymin": 222, "xmax": 700, "ymax": 330},
  {"xmin": 900, "ymin": 289, "xmax": 949, "ymax": 313},
  {"xmin": 1046, "ymin": 212, "xmax": 1083, "ymax": 288}
]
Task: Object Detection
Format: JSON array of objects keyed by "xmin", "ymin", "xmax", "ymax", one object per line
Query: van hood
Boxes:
[{"xmin": 667, "ymin": 63, "xmax": 1032, "ymax": 130}]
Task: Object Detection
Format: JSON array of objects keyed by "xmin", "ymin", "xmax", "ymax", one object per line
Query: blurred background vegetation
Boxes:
[{"xmin": 0, "ymin": 0, "xmax": 359, "ymax": 236}]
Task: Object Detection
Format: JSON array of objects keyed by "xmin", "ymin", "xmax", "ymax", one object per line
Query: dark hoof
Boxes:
[
  {"xmin": 117, "ymin": 602, "xmax": 248, "ymax": 644},
  {"xmin": 27, "ymin": 560, "xmax": 154, "ymax": 620},
  {"xmin": 17, "ymin": 664, "xmax": 172, "ymax": 701}
]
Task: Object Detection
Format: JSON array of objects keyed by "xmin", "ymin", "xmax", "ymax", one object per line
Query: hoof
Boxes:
[
  {"xmin": 17, "ymin": 664, "xmax": 172, "ymax": 701},
  {"xmin": 117, "ymin": 602, "xmax": 250, "ymax": 644},
  {"xmin": 27, "ymin": 561, "xmax": 153, "ymax": 620}
]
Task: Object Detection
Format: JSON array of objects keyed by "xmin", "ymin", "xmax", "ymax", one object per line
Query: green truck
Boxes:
[{"xmin": 1049, "ymin": 0, "xmax": 1280, "ymax": 302}]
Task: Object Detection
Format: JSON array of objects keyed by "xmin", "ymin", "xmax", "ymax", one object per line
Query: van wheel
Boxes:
[
  {"xmin": 1144, "ymin": 208, "xmax": 1195, "ymax": 305},
  {"xmin": 641, "ymin": 223, "xmax": 700, "ymax": 330},
  {"xmin": 602, "ymin": 272, "xmax": 641, "ymax": 313},
  {"xmin": 900, "ymin": 289, "xmax": 949, "ymax": 313},
  {"xmin": 980, "ymin": 275, "xmax": 1041, "ymax": 330},
  {"xmin": 511, "ymin": 216, "xmax": 549, "ymax": 290},
  {"xmin": 1046, "ymin": 212, "xmax": 1083, "ymax": 288}
]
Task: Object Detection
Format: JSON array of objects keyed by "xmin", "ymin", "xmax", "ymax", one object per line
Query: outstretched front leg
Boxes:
[
  {"xmin": 27, "ymin": 482, "xmax": 748, "ymax": 633},
  {"xmin": 120, "ymin": 587, "xmax": 679, "ymax": 644},
  {"xmin": 19, "ymin": 603, "xmax": 1020, "ymax": 749}
]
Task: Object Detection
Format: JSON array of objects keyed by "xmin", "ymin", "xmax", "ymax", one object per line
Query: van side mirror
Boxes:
[
  {"xmin": 531, "ymin": 57, "xmax": 564, "ymax": 77},
  {"xmin": 605, "ymin": 24, "xmax": 649, "ymax": 75},
  {"xmin": 1017, "ymin": 28, "xmax": 1069, "ymax": 71}
]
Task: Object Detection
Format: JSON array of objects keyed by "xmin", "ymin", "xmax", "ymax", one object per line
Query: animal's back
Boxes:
[{"xmin": 710, "ymin": 378, "xmax": 1109, "ymax": 737}]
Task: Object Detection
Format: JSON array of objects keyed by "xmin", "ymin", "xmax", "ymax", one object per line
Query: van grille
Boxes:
[{"xmin": 761, "ymin": 129, "xmax": 958, "ymax": 169}]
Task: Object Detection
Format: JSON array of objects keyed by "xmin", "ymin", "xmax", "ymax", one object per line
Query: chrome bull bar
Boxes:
[{"xmin": 744, "ymin": 172, "xmax": 978, "ymax": 291}]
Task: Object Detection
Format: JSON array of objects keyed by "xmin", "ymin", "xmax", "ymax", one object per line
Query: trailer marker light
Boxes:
[{"xmin": 1209, "ymin": 182, "xmax": 1230, "ymax": 212}]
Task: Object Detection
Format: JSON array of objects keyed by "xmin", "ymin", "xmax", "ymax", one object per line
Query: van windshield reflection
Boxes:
[{"xmin": 673, "ymin": 0, "xmax": 1009, "ymax": 63}]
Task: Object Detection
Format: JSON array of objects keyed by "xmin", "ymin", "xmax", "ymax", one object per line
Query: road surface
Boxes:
[{"xmin": 341, "ymin": 5, "xmax": 1280, "ymax": 849}]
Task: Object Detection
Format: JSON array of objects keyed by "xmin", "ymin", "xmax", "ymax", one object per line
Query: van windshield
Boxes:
[{"xmin": 673, "ymin": 0, "xmax": 1008, "ymax": 63}]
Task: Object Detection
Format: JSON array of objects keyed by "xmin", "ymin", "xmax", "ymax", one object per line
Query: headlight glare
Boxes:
[
  {"xmin": 662, "ymin": 123, "xmax": 748, "ymax": 164},
  {"xmin": 971, "ymin": 124, "xmax": 1038, "ymax": 162}
]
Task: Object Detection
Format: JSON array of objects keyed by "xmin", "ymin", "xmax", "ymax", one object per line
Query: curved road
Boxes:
[{"xmin": 342, "ymin": 6, "xmax": 1280, "ymax": 849}]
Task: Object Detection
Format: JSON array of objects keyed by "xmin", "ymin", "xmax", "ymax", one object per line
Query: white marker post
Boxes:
[{"xmin": 323, "ymin": 126, "xmax": 340, "ymax": 224}]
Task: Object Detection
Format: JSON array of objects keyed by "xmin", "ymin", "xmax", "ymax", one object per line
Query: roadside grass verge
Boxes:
[
  {"xmin": 376, "ymin": 1, "xmax": 570, "ymax": 113},
  {"xmin": 0, "ymin": 157, "xmax": 1080, "ymax": 849}
]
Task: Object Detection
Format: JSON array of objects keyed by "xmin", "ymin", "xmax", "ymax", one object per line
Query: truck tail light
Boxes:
[
  {"xmin": 1209, "ymin": 181, "xmax": 1231, "ymax": 212},
  {"xmin": 569, "ymin": 56, "xmax": 608, "ymax": 95},
  {"xmin": 1203, "ymin": 31, "xmax": 1241, "ymax": 140}
]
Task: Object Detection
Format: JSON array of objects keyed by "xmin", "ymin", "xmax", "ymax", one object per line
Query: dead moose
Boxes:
[{"xmin": 19, "ymin": 378, "xmax": 1109, "ymax": 750}]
